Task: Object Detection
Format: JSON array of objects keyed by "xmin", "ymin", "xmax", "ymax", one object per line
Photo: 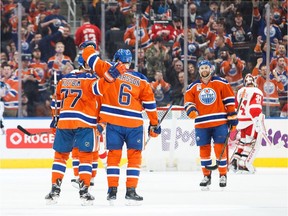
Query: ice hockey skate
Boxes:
[
  {"xmin": 200, "ymin": 175, "xmax": 211, "ymax": 191},
  {"xmin": 125, "ymin": 187, "xmax": 143, "ymax": 206},
  {"xmin": 79, "ymin": 180, "xmax": 94, "ymax": 206},
  {"xmin": 45, "ymin": 178, "xmax": 62, "ymax": 205},
  {"xmin": 219, "ymin": 175, "xmax": 227, "ymax": 189},
  {"xmin": 107, "ymin": 187, "xmax": 117, "ymax": 206},
  {"xmin": 71, "ymin": 178, "xmax": 94, "ymax": 189}
]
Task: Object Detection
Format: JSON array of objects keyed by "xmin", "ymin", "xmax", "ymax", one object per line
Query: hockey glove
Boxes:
[
  {"xmin": 96, "ymin": 123, "xmax": 106, "ymax": 136},
  {"xmin": 79, "ymin": 41, "xmax": 97, "ymax": 50},
  {"xmin": 50, "ymin": 116, "xmax": 59, "ymax": 129},
  {"xmin": 148, "ymin": 124, "xmax": 161, "ymax": 138},
  {"xmin": 185, "ymin": 105, "xmax": 198, "ymax": 119},
  {"xmin": 104, "ymin": 62, "xmax": 126, "ymax": 83},
  {"xmin": 0, "ymin": 120, "xmax": 3, "ymax": 129},
  {"xmin": 227, "ymin": 112, "xmax": 238, "ymax": 128}
]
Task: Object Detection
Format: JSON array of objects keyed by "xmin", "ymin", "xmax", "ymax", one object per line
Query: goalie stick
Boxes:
[
  {"xmin": 17, "ymin": 125, "xmax": 51, "ymax": 136},
  {"xmin": 205, "ymin": 89, "xmax": 246, "ymax": 171},
  {"xmin": 145, "ymin": 102, "xmax": 174, "ymax": 147}
]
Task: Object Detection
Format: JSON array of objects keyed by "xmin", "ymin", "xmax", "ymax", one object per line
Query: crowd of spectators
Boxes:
[{"xmin": 0, "ymin": 0, "xmax": 287, "ymax": 118}]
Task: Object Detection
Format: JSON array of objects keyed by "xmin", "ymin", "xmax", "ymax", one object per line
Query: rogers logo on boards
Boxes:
[{"xmin": 6, "ymin": 129, "xmax": 54, "ymax": 148}]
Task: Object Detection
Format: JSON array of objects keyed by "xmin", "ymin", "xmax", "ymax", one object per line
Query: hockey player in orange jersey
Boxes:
[
  {"xmin": 97, "ymin": 49, "xmax": 160, "ymax": 205},
  {"xmin": 45, "ymin": 41, "xmax": 127, "ymax": 206},
  {"xmin": 184, "ymin": 60, "xmax": 237, "ymax": 190}
]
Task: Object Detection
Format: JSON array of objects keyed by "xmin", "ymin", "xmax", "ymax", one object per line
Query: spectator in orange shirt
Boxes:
[
  {"xmin": 219, "ymin": 47, "xmax": 244, "ymax": 92},
  {"xmin": 150, "ymin": 70, "xmax": 171, "ymax": 107},
  {"xmin": 252, "ymin": 58, "xmax": 284, "ymax": 117}
]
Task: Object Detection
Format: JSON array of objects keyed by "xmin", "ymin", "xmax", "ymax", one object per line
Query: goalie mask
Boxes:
[
  {"xmin": 244, "ymin": 73, "xmax": 256, "ymax": 87},
  {"xmin": 113, "ymin": 49, "xmax": 132, "ymax": 69}
]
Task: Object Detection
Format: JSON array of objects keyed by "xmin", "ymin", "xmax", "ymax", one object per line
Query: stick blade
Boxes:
[{"xmin": 17, "ymin": 125, "xmax": 32, "ymax": 136}]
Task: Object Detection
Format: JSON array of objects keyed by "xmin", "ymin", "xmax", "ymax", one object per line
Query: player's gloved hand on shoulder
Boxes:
[
  {"xmin": 79, "ymin": 41, "xmax": 97, "ymax": 50},
  {"xmin": 104, "ymin": 62, "xmax": 126, "ymax": 83},
  {"xmin": 96, "ymin": 123, "xmax": 106, "ymax": 136},
  {"xmin": 185, "ymin": 105, "xmax": 198, "ymax": 119},
  {"xmin": 227, "ymin": 112, "xmax": 238, "ymax": 127},
  {"xmin": 148, "ymin": 124, "xmax": 161, "ymax": 137}
]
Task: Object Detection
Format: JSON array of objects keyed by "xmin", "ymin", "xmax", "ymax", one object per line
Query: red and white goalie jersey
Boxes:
[{"xmin": 236, "ymin": 87, "xmax": 264, "ymax": 130}]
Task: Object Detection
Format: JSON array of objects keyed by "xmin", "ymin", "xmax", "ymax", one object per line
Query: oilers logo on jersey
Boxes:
[
  {"xmin": 263, "ymin": 81, "xmax": 276, "ymax": 95},
  {"xmin": 199, "ymin": 88, "xmax": 216, "ymax": 105}
]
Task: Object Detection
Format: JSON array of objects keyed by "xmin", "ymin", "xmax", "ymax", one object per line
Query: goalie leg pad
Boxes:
[{"xmin": 238, "ymin": 139, "xmax": 259, "ymax": 173}]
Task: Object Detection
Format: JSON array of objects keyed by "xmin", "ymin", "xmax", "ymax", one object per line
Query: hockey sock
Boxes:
[
  {"xmin": 214, "ymin": 143, "xmax": 227, "ymax": 176},
  {"xmin": 199, "ymin": 145, "xmax": 212, "ymax": 176},
  {"xmin": 72, "ymin": 148, "xmax": 79, "ymax": 177},
  {"xmin": 92, "ymin": 151, "xmax": 99, "ymax": 178},
  {"xmin": 126, "ymin": 149, "xmax": 142, "ymax": 188},
  {"xmin": 52, "ymin": 152, "xmax": 69, "ymax": 184},
  {"xmin": 107, "ymin": 150, "xmax": 122, "ymax": 187},
  {"xmin": 78, "ymin": 151, "xmax": 93, "ymax": 187}
]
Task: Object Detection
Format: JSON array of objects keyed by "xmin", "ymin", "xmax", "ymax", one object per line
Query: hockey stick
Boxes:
[
  {"xmin": 145, "ymin": 102, "xmax": 174, "ymax": 147},
  {"xmin": 17, "ymin": 125, "xmax": 51, "ymax": 136},
  {"xmin": 205, "ymin": 89, "xmax": 246, "ymax": 171}
]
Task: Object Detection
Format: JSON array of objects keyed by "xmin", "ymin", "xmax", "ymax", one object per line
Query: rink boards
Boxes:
[{"xmin": 0, "ymin": 118, "xmax": 287, "ymax": 168}]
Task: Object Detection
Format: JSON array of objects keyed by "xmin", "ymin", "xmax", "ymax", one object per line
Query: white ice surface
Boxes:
[{"xmin": 0, "ymin": 168, "xmax": 287, "ymax": 216}]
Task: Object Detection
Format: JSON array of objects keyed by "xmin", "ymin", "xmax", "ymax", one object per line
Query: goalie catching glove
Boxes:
[
  {"xmin": 148, "ymin": 124, "xmax": 161, "ymax": 138},
  {"xmin": 104, "ymin": 62, "xmax": 126, "ymax": 83}
]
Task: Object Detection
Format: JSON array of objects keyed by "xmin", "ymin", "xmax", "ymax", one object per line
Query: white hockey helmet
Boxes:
[{"xmin": 244, "ymin": 73, "xmax": 256, "ymax": 87}]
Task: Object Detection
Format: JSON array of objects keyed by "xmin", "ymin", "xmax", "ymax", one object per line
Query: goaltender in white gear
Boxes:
[{"xmin": 229, "ymin": 74, "xmax": 264, "ymax": 173}]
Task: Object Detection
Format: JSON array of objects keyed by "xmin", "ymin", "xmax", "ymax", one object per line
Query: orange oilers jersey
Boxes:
[
  {"xmin": 254, "ymin": 74, "xmax": 284, "ymax": 107},
  {"xmin": 270, "ymin": 56, "xmax": 288, "ymax": 71},
  {"xmin": 123, "ymin": 6, "xmax": 152, "ymax": 50},
  {"xmin": 220, "ymin": 59, "xmax": 244, "ymax": 90},
  {"xmin": 29, "ymin": 60, "xmax": 49, "ymax": 91},
  {"xmin": 52, "ymin": 71, "xmax": 111, "ymax": 129},
  {"xmin": 82, "ymin": 46, "xmax": 114, "ymax": 79},
  {"xmin": 47, "ymin": 55, "xmax": 72, "ymax": 73},
  {"xmin": 14, "ymin": 68, "xmax": 42, "ymax": 83},
  {"xmin": 99, "ymin": 71, "xmax": 158, "ymax": 128},
  {"xmin": 184, "ymin": 76, "xmax": 236, "ymax": 129},
  {"xmin": 2, "ymin": 77, "xmax": 19, "ymax": 109}
]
